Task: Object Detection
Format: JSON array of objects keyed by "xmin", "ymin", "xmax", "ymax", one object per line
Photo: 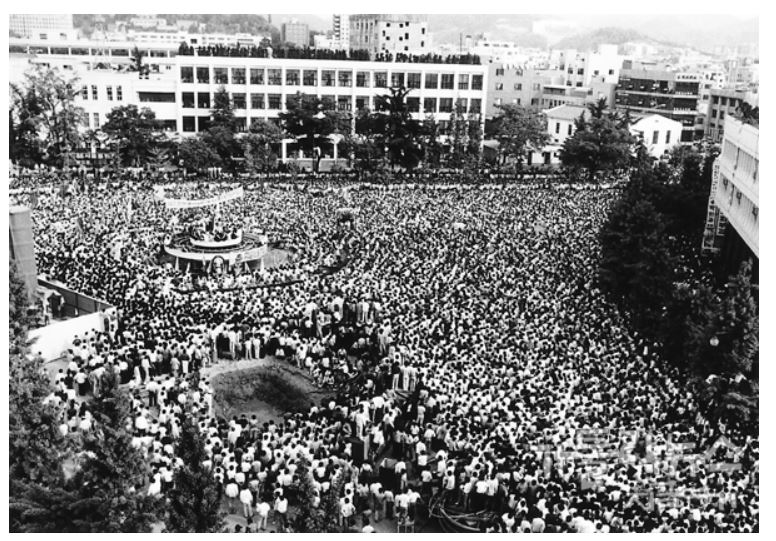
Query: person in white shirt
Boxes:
[
  {"xmin": 239, "ymin": 485, "xmax": 254, "ymax": 518},
  {"xmin": 255, "ymin": 499, "xmax": 270, "ymax": 530}
]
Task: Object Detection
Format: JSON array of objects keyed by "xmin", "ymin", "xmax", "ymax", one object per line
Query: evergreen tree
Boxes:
[
  {"xmin": 488, "ymin": 103, "xmax": 549, "ymax": 173},
  {"xmin": 242, "ymin": 119, "xmax": 284, "ymax": 177},
  {"xmin": 559, "ymin": 110, "xmax": 635, "ymax": 181},
  {"xmin": 422, "ymin": 114, "xmax": 443, "ymax": 171},
  {"xmin": 373, "ymin": 86, "xmax": 424, "ymax": 170},
  {"xmin": 164, "ymin": 412, "xmax": 225, "ymax": 532},
  {"xmin": 210, "ymin": 86, "xmax": 237, "ymax": 131},
  {"xmin": 102, "ymin": 105, "xmax": 164, "ymax": 167}
]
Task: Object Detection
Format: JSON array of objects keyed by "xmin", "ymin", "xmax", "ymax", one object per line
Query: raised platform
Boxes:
[
  {"xmin": 165, "ymin": 232, "xmax": 268, "ymax": 265},
  {"xmin": 190, "ymin": 231, "xmax": 243, "ymax": 250}
]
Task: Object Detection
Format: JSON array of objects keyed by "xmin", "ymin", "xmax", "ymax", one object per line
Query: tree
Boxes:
[
  {"xmin": 9, "ymin": 85, "xmax": 45, "ymax": 166},
  {"xmin": 164, "ymin": 412, "xmax": 225, "ymax": 532},
  {"xmin": 10, "ymin": 64, "xmax": 85, "ymax": 166},
  {"xmin": 130, "ymin": 46, "xmax": 148, "ymax": 78},
  {"xmin": 9, "ymin": 263, "xmax": 69, "ymax": 531},
  {"xmin": 101, "ymin": 105, "xmax": 164, "ymax": 167},
  {"xmin": 559, "ymin": 110, "xmax": 635, "ymax": 181},
  {"xmin": 373, "ymin": 86, "xmax": 424, "ymax": 170},
  {"xmin": 421, "ymin": 114, "xmax": 443, "ymax": 171},
  {"xmin": 210, "ymin": 86, "xmax": 237, "ymax": 131},
  {"xmin": 465, "ymin": 112, "xmax": 483, "ymax": 172},
  {"xmin": 447, "ymin": 99, "xmax": 468, "ymax": 169},
  {"xmin": 279, "ymin": 93, "xmax": 340, "ymax": 168},
  {"xmin": 179, "ymin": 136, "xmax": 222, "ymax": 173},
  {"xmin": 599, "ymin": 174, "xmax": 678, "ymax": 334},
  {"xmin": 242, "ymin": 119, "xmax": 284, "ymax": 176},
  {"xmin": 488, "ymin": 103, "xmax": 549, "ymax": 172}
]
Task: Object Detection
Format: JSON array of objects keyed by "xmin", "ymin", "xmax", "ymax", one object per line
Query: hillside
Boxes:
[{"xmin": 552, "ymin": 26, "xmax": 669, "ymax": 51}]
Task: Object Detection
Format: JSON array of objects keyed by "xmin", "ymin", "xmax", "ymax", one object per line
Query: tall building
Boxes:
[
  {"xmin": 702, "ymin": 116, "xmax": 758, "ymax": 278},
  {"xmin": 349, "ymin": 15, "xmax": 431, "ymax": 55},
  {"xmin": 332, "ymin": 14, "xmax": 350, "ymax": 49},
  {"xmin": 615, "ymin": 68, "xmax": 704, "ymax": 142},
  {"xmin": 281, "ymin": 21, "xmax": 309, "ymax": 48},
  {"xmin": 553, "ymin": 44, "xmax": 624, "ymax": 88},
  {"xmin": 9, "ymin": 14, "xmax": 75, "ymax": 40},
  {"xmin": 486, "ymin": 64, "xmax": 545, "ymax": 116}
]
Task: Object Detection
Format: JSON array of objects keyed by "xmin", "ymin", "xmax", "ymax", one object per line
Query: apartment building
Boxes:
[
  {"xmin": 332, "ymin": 14, "xmax": 350, "ymax": 50},
  {"xmin": 10, "ymin": 37, "xmax": 487, "ymax": 161},
  {"xmin": 349, "ymin": 15, "xmax": 431, "ymax": 55},
  {"xmin": 705, "ymin": 87, "xmax": 759, "ymax": 142},
  {"xmin": 552, "ymin": 44, "xmax": 624, "ymax": 87},
  {"xmin": 615, "ymin": 68, "xmax": 704, "ymax": 142},
  {"xmin": 486, "ymin": 64, "xmax": 545, "ymax": 116},
  {"xmin": 702, "ymin": 116, "xmax": 758, "ymax": 277},
  {"xmin": 281, "ymin": 21, "xmax": 310, "ymax": 48}
]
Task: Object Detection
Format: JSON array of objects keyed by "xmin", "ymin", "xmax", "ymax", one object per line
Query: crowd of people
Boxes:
[{"xmin": 14, "ymin": 170, "xmax": 759, "ymax": 533}]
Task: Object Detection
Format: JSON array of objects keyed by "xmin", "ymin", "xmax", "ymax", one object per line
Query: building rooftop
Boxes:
[{"xmin": 545, "ymin": 105, "xmax": 589, "ymax": 121}]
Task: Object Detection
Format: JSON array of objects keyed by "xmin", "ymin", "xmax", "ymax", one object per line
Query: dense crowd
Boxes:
[{"xmin": 14, "ymin": 172, "xmax": 758, "ymax": 533}]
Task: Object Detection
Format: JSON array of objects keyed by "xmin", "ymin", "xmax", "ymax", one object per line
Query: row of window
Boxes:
[
  {"xmin": 180, "ymin": 66, "xmax": 484, "ymax": 90},
  {"xmin": 81, "ymin": 85, "xmax": 123, "ymax": 101},
  {"xmin": 180, "ymin": 91, "xmax": 482, "ymax": 114}
]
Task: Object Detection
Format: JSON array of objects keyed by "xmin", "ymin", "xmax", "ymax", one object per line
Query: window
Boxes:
[
  {"xmin": 752, "ymin": 206, "xmax": 758, "ymax": 219},
  {"xmin": 356, "ymin": 96, "xmax": 370, "ymax": 110},
  {"xmin": 440, "ymin": 74, "xmax": 454, "ymax": 89},
  {"xmin": 91, "ymin": 85, "xmax": 98, "ymax": 100},
  {"xmin": 555, "ymin": 122, "xmax": 560, "ymax": 134},
  {"xmin": 321, "ymin": 96, "xmax": 336, "ymax": 110},
  {"xmin": 576, "ymin": 82, "xmax": 583, "ymax": 87},
  {"xmin": 471, "ymin": 74, "xmax": 483, "ymax": 90},
  {"xmin": 337, "ymin": 96, "xmax": 352, "ymax": 111},
  {"xmin": 106, "ymin": 86, "xmax": 113, "ymax": 101},
  {"xmin": 374, "ymin": 72, "xmax": 388, "ymax": 88},
  {"xmin": 514, "ymin": 83, "xmax": 522, "ymax": 91},
  {"xmin": 81, "ymin": 85, "xmax": 88, "ymax": 99},
  {"xmin": 407, "ymin": 97, "xmax": 420, "ymax": 112},
  {"xmin": 231, "ymin": 68, "xmax": 246, "ymax": 85},
  {"xmin": 198, "ymin": 93, "xmax": 211, "ymax": 109},
  {"xmin": 423, "ymin": 97, "xmax": 437, "ymax": 113},
  {"xmin": 439, "ymin": 98, "xmax": 453, "ymax": 113},
  {"xmin": 250, "ymin": 94, "xmax": 265, "ymax": 109},
  {"xmin": 286, "ymin": 70, "xmax": 300, "ymax": 85},
  {"xmin": 196, "ymin": 67, "xmax": 210, "ymax": 84},
  {"xmin": 138, "ymin": 92, "xmax": 176, "ymax": 103},
  {"xmin": 182, "ymin": 92, "xmax": 195, "ymax": 108},
  {"xmin": 181, "ymin": 66, "xmax": 194, "ymax": 83},
  {"xmin": 93, "ymin": 112, "xmax": 99, "ymax": 127},
  {"xmin": 232, "ymin": 93, "xmax": 246, "ymax": 109},
  {"xmin": 250, "ymin": 68, "xmax": 264, "ymax": 85},
  {"xmin": 338, "ymin": 71, "xmax": 353, "ymax": 87},
  {"xmin": 577, "ymin": 68, "xmax": 584, "ymax": 75},
  {"xmin": 391, "ymin": 72, "xmax": 405, "ymax": 87},
  {"xmin": 267, "ymin": 94, "xmax": 281, "ymax": 109},
  {"xmin": 567, "ymin": 124, "xmax": 572, "ymax": 135},
  {"xmin": 719, "ymin": 111, "xmax": 725, "ymax": 120},
  {"xmin": 495, "ymin": 83, "xmax": 504, "ymax": 91},
  {"xmin": 424, "ymin": 73, "xmax": 438, "ymax": 89},
  {"xmin": 303, "ymin": 70, "xmax": 317, "ymax": 86},
  {"xmin": 321, "ymin": 70, "xmax": 335, "ymax": 86},
  {"xmin": 182, "ymin": 116, "xmax": 196, "ymax": 132},
  {"xmin": 665, "ymin": 130, "xmax": 671, "ymax": 144},
  {"xmin": 405, "ymin": 32, "xmax": 409, "ymax": 40},
  {"xmin": 267, "ymin": 69, "xmax": 282, "ymax": 85},
  {"xmin": 652, "ymin": 130, "xmax": 659, "ymax": 144},
  {"xmin": 608, "ymin": 69, "xmax": 614, "ymax": 75},
  {"xmin": 198, "ymin": 117, "xmax": 211, "ymax": 132},
  {"xmin": 116, "ymin": 86, "xmax": 123, "ymax": 101},
  {"xmin": 407, "ymin": 73, "xmax": 421, "ymax": 89},
  {"xmin": 458, "ymin": 74, "xmax": 469, "ymax": 90},
  {"xmin": 214, "ymin": 67, "xmax": 229, "ymax": 84},
  {"xmin": 356, "ymin": 71, "xmax": 370, "ymax": 87},
  {"xmin": 495, "ymin": 68, "xmax": 505, "ymax": 76}
]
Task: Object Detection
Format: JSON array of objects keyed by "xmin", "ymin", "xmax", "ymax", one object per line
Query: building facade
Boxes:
[
  {"xmin": 536, "ymin": 105, "xmax": 589, "ymax": 165},
  {"xmin": 705, "ymin": 87, "xmax": 759, "ymax": 142},
  {"xmin": 702, "ymin": 116, "xmax": 758, "ymax": 274},
  {"xmin": 332, "ymin": 14, "xmax": 350, "ymax": 50},
  {"xmin": 486, "ymin": 64, "xmax": 545, "ymax": 116},
  {"xmin": 281, "ymin": 21, "xmax": 310, "ymax": 48},
  {"xmin": 349, "ymin": 15, "xmax": 431, "ymax": 55},
  {"xmin": 9, "ymin": 14, "xmax": 76, "ymax": 40},
  {"xmin": 615, "ymin": 68, "xmax": 704, "ymax": 142},
  {"xmin": 10, "ymin": 37, "xmax": 487, "ymax": 161},
  {"xmin": 629, "ymin": 114, "xmax": 683, "ymax": 159}
]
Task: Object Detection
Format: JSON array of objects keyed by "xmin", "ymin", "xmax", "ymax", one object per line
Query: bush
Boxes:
[{"xmin": 210, "ymin": 366, "xmax": 313, "ymax": 418}]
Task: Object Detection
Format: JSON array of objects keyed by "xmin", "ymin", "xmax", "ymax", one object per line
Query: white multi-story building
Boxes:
[
  {"xmin": 349, "ymin": 15, "xmax": 431, "ymax": 56},
  {"xmin": 552, "ymin": 44, "xmax": 624, "ymax": 88},
  {"xmin": 332, "ymin": 15, "xmax": 350, "ymax": 50},
  {"xmin": 9, "ymin": 14, "xmax": 76, "ymax": 40},
  {"xmin": 10, "ymin": 36, "xmax": 487, "ymax": 162},
  {"xmin": 706, "ymin": 116, "xmax": 758, "ymax": 260},
  {"xmin": 528, "ymin": 104, "xmax": 589, "ymax": 165}
]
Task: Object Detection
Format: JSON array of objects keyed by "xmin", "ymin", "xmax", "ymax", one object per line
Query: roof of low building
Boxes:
[{"xmin": 545, "ymin": 104, "xmax": 589, "ymax": 121}]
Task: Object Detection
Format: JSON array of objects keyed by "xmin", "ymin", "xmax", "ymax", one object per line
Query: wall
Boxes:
[{"xmin": 28, "ymin": 312, "xmax": 107, "ymax": 361}]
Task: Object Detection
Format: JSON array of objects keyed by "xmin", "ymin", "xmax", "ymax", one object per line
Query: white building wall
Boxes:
[
  {"xmin": 714, "ymin": 116, "xmax": 759, "ymax": 256},
  {"xmin": 630, "ymin": 115, "xmax": 684, "ymax": 158}
]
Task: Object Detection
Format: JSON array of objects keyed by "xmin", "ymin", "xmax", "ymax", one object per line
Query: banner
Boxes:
[{"xmin": 164, "ymin": 187, "xmax": 244, "ymax": 209}]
